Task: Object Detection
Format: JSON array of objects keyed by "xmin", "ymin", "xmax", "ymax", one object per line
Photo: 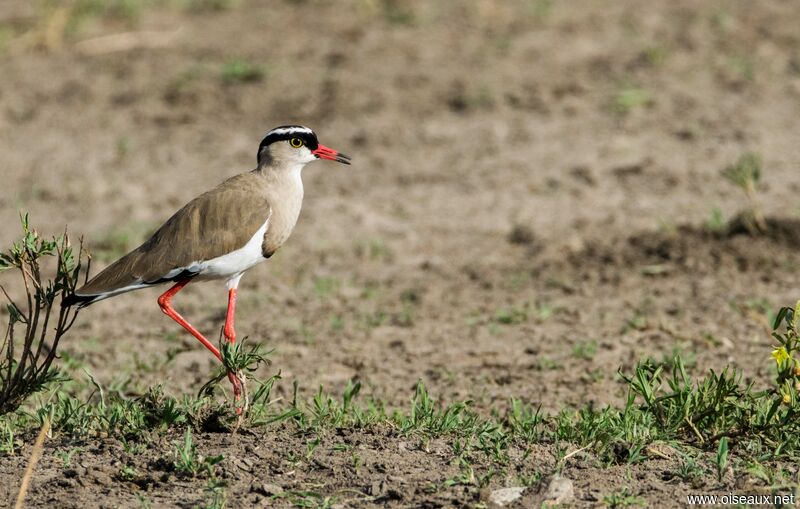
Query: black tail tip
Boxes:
[{"xmin": 61, "ymin": 293, "xmax": 93, "ymax": 308}]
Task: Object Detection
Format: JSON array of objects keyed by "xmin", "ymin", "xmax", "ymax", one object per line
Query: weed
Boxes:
[
  {"xmin": 274, "ymin": 491, "xmax": 336, "ymax": 508},
  {"xmin": 220, "ymin": 59, "xmax": 264, "ymax": 84},
  {"xmin": 396, "ymin": 381, "xmax": 477, "ymax": 435},
  {"xmin": 353, "ymin": 238, "xmax": 393, "ymax": 262},
  {"xmin": 119, "ymin": 464, "xmax": 138, "ymax": 480},
  {"xmin": 536, "ymin": 357, "xmax": 562, "ymax": 371},
  {"xmin": 506, "ymin": 398, "xmax": 545, "ymax": 442},
  {"xmin": 444, "ymin": 459, "xmax": 475, "ymax": 487},
  {"xmin": 675, "ymin": 455, "xmax": 704, "ymax": 482},
  {"xmin": 329, "ymin": 314, "xmax": 345, "ymax": 332},
  {"xmin": 199, "ymin": 339, "xmax": 272, "ymax": 402},
  {"xmin": 0, "ymin": 420, "xmax": 15, "ymax": 454},
  {"xmin": 305, "ymin": 436, "xmax": 321, "ymax": 460},
  {"xmin": 715, "ymin": 437, "xmax": 729, "ymax": 481},
  {"xmin": 612, "ymin": 84, "xmax": 651, "ymax": 115},
  {"xmin": 362, "ymin": 310, "xmax": 387, "ymax": 328},
  {"xmin": 313, "ymin": 277, "xmax": 340, "ymax": 298},
  {"xmin": 173, "ymin": 427, "xmax": 224, "ymax": 477},
  {"xmin": 745, "ymin": 460, "xmax": 774, "ymax": 484},
  {"xmin": 0, "ymin": 215, "xmax": 87, "ymax": 415},
  {"xmin": 603, "ymin": 487, "xmax": 645, "ymax": 507},
  {"xmin": 136, "ymin": 492, "xmax": 152, "ymax": 509},
  {"xmin": 722, "ymin": 152, "xmax": 766, "ymax": 233},
  {"xmin": 706, "ymin": 207, "xmax": 726, "ymax": 232},
  {"xmin": 55, "ymin": 447, "xmax": 80, "ymax": 468},
  {"xmin": 517, "ymin": 470, "xmax": 543, "ymax": 487},
  {"xmin": 623, "ymin": 311, "xmax": 648, "ymax": 332},
  {"xmin": 573, "ymin": 341, "xmax": 598, "ymax": 360},
  {"xmin": 204, "ymin": 478, "xmax": 227, "ymax": 509},
  {"xmin": 494, "ymin": 306, "xmax": 527, "ymax": 325},
  {"xmin": 533, "ymin": 301, "xmax": 554, "ymax": 322}
]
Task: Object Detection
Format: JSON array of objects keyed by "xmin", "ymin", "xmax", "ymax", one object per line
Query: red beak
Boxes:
[{"xmin": 312, "ymin": 144, "xmax": 351, "ymax": 165}]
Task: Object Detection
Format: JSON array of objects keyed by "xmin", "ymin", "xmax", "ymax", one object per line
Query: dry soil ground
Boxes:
[{"xmin": 2, "ymin": 1, "xmax": 800, "ymax": 507}]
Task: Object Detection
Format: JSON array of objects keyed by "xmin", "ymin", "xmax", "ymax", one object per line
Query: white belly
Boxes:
[{"xmin": 192, "ymin": 218, "xmax": 269, "ymax": 283}]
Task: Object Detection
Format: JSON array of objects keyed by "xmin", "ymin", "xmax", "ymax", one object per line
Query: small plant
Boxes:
[
  {"xmin": 0, "ymin": 420, "xmax": 16, "ymax": 454},
  {"xmin": 770, "ymin": 302, "xmax": 800, "ymax": 406},
  {"xmin": 573, "ymin": 341, "xmax": 598, "ymax": 360},
  {"xmin": 612, "ymin": 84, "xmax": 651, "ymax": 115},
  {"xmin": 173, "ymin": 427, "xmax": 224, "ymax": 477},
  {"xmin": 494, "ymin": 306, "xmax": 527, "ymax": 325},
  {"xmin": 715, "ymin": 437, "xmax": 729, "ymax": 481},
  {"xmin": 119, "ymin": 465, "xmax": 138, "ymax": 480},
  {"xmin": 136, "ymin": 492, "xmax": 152, "ymax": 509},
  {"xmin": 55, "ymin": 447, "xmax": 80, "ymax": 468},
  {"xmin": 199, "ymin": 339, "xmax": 273, "ymax": 416},
  {"xmin": 603, "ymin": 487, "xmax": 645, "ymax": 507},
  {"xmin": 722, "ymin": 152, "xmax": 766, "ymax": 233},
  {"xmin": 204, "ymin": 478, "xmax": 227, "ymax": 509},
  {"xmin": 706, "ymin": 207, "xmax": 726, "ymax": 233},
  {"xmin": 220, "ymin": 59, "xmax": 264, "ymax": 84},
  {"xmin": 0, "ymin": 215, "xmax": 88, "ymax": 415},
  {"xmin": 675, "ymin": 455, "xmax": 704, "ymax": 482}
]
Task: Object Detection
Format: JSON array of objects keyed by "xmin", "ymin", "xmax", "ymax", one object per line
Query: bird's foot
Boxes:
[{"xmin": 227, "ymin": 369, "xmax": 249, "ymax": 418}]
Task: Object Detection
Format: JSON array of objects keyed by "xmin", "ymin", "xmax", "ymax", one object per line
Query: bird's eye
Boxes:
[{"xmin": 289, "ymin": 137, "xmax": 304, "ymax": 148}]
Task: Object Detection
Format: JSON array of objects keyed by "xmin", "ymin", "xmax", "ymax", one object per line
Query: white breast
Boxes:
[{"xmin": 193, "ymin": 215, "xmax": 270, "ymax": 284}]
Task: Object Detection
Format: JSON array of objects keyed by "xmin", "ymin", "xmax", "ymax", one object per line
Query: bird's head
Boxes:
[{"xmin": 256, "ymin": 125, "xmax": 351, "ymax": 170}]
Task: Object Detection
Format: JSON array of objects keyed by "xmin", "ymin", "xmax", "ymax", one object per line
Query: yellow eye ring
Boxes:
[{"xmin": 289, "ymin": 137, "xmax": 304, "ymax": 148}]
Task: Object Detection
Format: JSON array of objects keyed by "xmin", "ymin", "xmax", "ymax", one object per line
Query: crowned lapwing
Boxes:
[{"xmin": 64, "ymin": 125, "xmax": 351, "ymax": 411}]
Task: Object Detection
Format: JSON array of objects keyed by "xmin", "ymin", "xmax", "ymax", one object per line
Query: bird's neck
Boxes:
[
  {"xmin": 256, "ymin": 165, "xmax": 305, "ymax": 254},
  {"xmin": 256, "ymin": 164, "xmax": 305, "ymax": 198}
]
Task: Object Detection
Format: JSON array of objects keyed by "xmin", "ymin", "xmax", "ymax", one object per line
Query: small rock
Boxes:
[
  {"xmin": 257, "ymin": 482, "xmax": 284, "ymax": 496},
  {"xmin": 489, "ymin": 486, "xmax": 525, "ymax": 506},
  {"xmin": 544, "ymin": 474, "xmax": 574, "ymax": 504}
]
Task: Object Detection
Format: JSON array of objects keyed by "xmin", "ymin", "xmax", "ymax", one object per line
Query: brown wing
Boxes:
[{"xmin": 74, "ymin": 171, "xmax": 271, "ymax": 299}]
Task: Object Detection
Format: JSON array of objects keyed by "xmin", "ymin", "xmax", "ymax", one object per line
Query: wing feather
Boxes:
[{"xmin": 72, "ymin": 172, "xmax": 271, "ymax": 302}]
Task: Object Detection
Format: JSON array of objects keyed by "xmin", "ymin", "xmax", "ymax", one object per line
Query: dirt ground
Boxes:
[{"xmin": 2, "ymin": 0, "xmax": 800, "ymax": 507}]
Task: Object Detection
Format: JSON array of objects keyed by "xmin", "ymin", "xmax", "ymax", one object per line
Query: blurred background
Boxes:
[{"xmin": 1, "ymin": 0, "xmax": 799, "ymax": 410}]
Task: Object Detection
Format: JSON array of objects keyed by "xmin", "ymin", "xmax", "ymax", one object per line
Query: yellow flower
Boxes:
[
  {"xmin": 772, "ymin": 347, "xmax": 791, "ymax": 365},
  {"xmin": 783, "ymin": 393, "xmax": 792, "ymax": 405}
]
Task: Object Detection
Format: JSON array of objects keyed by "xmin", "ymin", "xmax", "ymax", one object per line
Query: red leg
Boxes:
[
  {"xmin": 158, "ymin": 279, "xmax": 242, "ymax": 405},
  {"xmin": 224, "ymin": 288, "xmax": 237, "ymax": 344},
  {"xmin": 223, "ymin": 287, "xmax": 244, "ymax": 409},
  {"xmin": 158, "ymin": 279, "xmax": 221, "ymax": 362}
]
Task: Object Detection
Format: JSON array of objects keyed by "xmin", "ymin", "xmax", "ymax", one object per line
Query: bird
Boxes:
[{"xmin": 64, "ymin": 125, "xmax": 350, "ymax": 411}]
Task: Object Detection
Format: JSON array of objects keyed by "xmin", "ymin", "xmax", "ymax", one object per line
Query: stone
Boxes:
[
  {"xmin": 544, "ymin": 474, "xmax": 574, "ymax": 505},
  {"xmin": 257, "ymin": 482, "xmax": 283, "ymax": 496},
  {"xmin": 489, "ymin": 486, "xmax": 525, "ymax": 506}
]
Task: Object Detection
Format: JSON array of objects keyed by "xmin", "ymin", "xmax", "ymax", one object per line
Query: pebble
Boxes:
[
  {"xmin": 489, "ymin": 486, "xmax": 525, "ymax": 506},
  {"xmin": 544, "ymin": 474, "xmax": 574, "ymax": 504},
  {"xmin": 258, "ymin": 482, "xmax": 283, "ymax": 496}
]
